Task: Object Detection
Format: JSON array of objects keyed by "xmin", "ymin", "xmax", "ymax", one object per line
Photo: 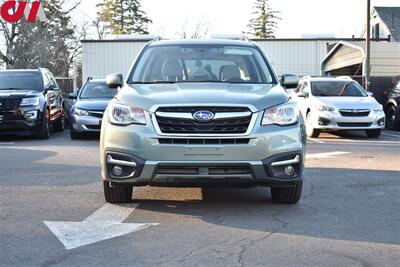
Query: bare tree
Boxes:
[
  {"xmin": 160, "ymin": 16, "xmax": 211, "ymax": 39},
  {"xmin": 92, "ymin": 16, "xmax": 107, "ymax": 40}
]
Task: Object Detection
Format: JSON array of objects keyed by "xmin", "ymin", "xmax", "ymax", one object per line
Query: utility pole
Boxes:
[{"xmin": 365, "ymin": 0, "xmax": 371, "ymax": 91}]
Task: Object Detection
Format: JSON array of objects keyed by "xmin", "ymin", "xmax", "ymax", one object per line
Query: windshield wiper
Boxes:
[
  {"xmin": 178, "ymin": 80, "xmax": 225, "ymax": 83},
  {"xmin": 129, "ymin": 81, "xmax": 177, "ymax": 84}
]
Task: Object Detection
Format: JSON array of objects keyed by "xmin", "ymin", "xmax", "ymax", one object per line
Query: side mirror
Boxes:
[
  {"xmin": 46, "ymin": 84, "xmax": 58, "ymax": 91},
  {"xmin": 106, "ymin": 73, "xmax": 123, "ymax": 88},
  {"xmin": 69, "ymin": 92, "xmax": 78, "ymax": 99},
  {"xmin": 366, "ymin": 91, "xmax": 374, "ymax": 97},
  {"xmin": 281, "ymin": 74, "xmax": 299, "ymax": 89},
  {"xmin": 298, "ymin": 91, "xmax": 309, "ymax": 98}
]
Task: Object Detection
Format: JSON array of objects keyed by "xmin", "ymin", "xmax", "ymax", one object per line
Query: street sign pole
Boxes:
[{"xmin": 365, "ymin": 0, "xmax": 371, "ymax": 91}]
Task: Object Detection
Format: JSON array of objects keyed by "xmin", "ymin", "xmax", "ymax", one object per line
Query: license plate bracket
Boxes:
[{"xmin": 184, "ymin": 146, "xmax": 224, "ymax": 155}]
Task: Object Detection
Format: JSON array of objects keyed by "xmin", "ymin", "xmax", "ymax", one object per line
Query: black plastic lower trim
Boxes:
[{"xmin": 262, "ymin": 151, "xmax": 303, "ymax": 179}]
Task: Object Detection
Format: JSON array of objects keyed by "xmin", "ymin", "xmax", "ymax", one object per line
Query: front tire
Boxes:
[
  {"xmin": 70, "ymin": 130, "xmax": 82, "ymax": 140},
  {"xmin": 271, "ymin": 181, "xmax": 303, "ymax": 204},
  {"xmin": 306, "ymin": 112, "xmax": 320, "ymax": 138},
  {"xmin": 103, "ymin": 181, "xmax": 132, "ymax": 203},
  {"xmin": 35, "ymin": 110, "xmax": 50, "ymax": 139},
  {"xmin": 53, "ymin": 112, "xmax": 65, "ymax": 132},
  {"xmin": 366, "ymin": 129, "xmax": 381, "ymax": 138}
]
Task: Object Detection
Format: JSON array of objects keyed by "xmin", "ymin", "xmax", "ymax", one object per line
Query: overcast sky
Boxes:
[{"xmin": 77, "ymin": 0, "xmax": 400, "ymax": 38}]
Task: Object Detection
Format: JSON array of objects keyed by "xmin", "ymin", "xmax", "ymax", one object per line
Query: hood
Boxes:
[
  {"xmin": 74, "ymin": 99, "xmax": 112, "ymax": 111},
  {"xmin": 116, "ymin": 83, "xmax": 289, "ymax": 112},
  {"xmin": 316, "ymin": 96, "xmax": 379, "ymax": 110},
  {"xmin": 0, "ymin": 90, "xmax": 42, "ymax": 98}
]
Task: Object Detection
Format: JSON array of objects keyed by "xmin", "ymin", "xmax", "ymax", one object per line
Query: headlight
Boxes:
[
  {"xmin": 262, "ymin": 102, "xmax": 299, "ymax": 126},
  {"xmin": 373, "ymin": 105, "xmax": 383, "ymax": 112},
  {"xmin": 20, "ymin": 97, "xmax": 40, "ymax": 106},
  {"xmin": 74, "ymin": 108, "xmax": 89, "ymax": 116},
  {"xmin": 317, "ymin": 105, "xmax": 335, "ymax": 112},
  {"xmin": 108, "ymin": 103, "xmax": 146, "ymax": 125}
]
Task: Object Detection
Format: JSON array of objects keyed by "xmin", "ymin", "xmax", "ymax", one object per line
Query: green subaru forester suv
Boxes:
[{"xmin": 100, "ymin": 39, "xmax": 306, "ymax": 204}]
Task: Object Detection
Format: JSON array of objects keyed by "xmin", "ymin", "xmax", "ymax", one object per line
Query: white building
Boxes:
[{"xmin": 81, "ymin": 37, "xmax": 389, "ymax": 82}]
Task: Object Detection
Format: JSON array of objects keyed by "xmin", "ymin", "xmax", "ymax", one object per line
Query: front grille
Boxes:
[
  {"xmin": 0, "ymin": 98, "xmax": 21, "ymax": 111},
  {"xmin": 156, "ymin": 165, "xmax": 252, "ymax": 176},
  {"xmin": 339, "ymin": 110, "xmax": 370, "ymax": 117},
  {"xmin": 155, "ymin": 106, "xmax": 252, "ymax": 134},
  {"xmin": 157, "ymin": 106, "xmax": 250, "ymax": 113},
  {"xmin": 85, "ymin": 125, "xmax": 101, "ymax": 130},
  {"xmin": 156, "ymin": 117, "xmax": 252, "ymax": 134},
  {"xmin": 337, "ymin": 122, "xmax": 372, "ymax": 127},
  {"xmin": 88, "ymin": 111, "xmax": 104, "ymax": 118},
  {"xmin": 158, "ymin": 138, "xmax": 251, "ymax": 145}
]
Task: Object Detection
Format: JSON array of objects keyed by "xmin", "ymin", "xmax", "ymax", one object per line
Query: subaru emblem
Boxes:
[{"xmin": 193, "ymin": 110, "xmax": 215, "ymax": 122}]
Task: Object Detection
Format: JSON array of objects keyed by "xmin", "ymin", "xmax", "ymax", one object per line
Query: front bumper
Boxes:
[
  {"xmin": 0, "ymin": 109, "xmax": 42, "ymax": 135},
  {"xmin": 71, "ymin": 114, "xmax": 102, "ymax": 133},
  {"xmin": 100, "ymin": 112, "xmax": 306, "ymax": 187},
  {"xmin": 309, "ymin": 109, "xmax": 385, "ymax": 130}
]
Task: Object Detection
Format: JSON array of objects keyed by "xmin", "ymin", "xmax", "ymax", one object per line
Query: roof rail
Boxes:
[
  {"xmin": 336, "ymin": 76, "xmax": 353, "ymax": 80},
  {"xmin": 210, "ymin": 34, "xmax": 252, "ymax": 42}
]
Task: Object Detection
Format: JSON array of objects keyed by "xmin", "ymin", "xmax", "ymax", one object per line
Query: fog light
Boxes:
[
  {"xmin": 72, "ymin": 123, "xmax": 79, "ymax": 130},
  {"xmin": 25, "ymin": 110, "xmax": 38, "ymax": 120},
  {"xmin": 284, "ymin": 165, "xmax": 295, "ymax": 176},
  {"xmin": 112, "ymin": 165, "xmax": 124, "ymax": 176}
]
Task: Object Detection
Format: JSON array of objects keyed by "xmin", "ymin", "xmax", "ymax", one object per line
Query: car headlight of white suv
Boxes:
[
  {"xmin": 373, "ymin": 105, "xmax": 384, "ymax": 112},
  {"xmin": 317, "ymin": 105, "xmax": 335, "ymax": 112},
  {"xmin": 108, "ymin": 103, "xmax": 147, "ymax": 126},
  {"xmin": 262, "ymin": 101, "xmax": 299, "ymax": 126}
]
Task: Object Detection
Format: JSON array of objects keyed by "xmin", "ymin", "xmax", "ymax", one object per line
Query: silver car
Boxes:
[
  {"xmin": 69, "ymin": 79, "xmax": 117, "ymax": 139},
  {"xmin": 294, "ymin": 77, "xmax": 385, "ymax": 138},
  {"xmin": 100, "ymin": 39, "xmax": 306, "ymax": 204}
]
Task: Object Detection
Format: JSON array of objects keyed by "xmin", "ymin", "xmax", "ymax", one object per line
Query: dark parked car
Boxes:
[
  {"xmin": 386, "ymin": 79, "xmax": 400, "ymax": 130},
  {"xmin": 69, "ymin": 79, "xmax": 117, "ymax": 139},
  {"xmin": 0, "ymin": 69, "xmax": 65, "ymax": 139}
]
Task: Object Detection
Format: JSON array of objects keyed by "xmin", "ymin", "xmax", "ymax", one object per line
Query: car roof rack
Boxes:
[
  {"xmin": 336, "ymin": 76, "xmax": 353, "ymax": 80},
  {"xmin": 210, "ymin": 34, "xmax": 252, "ymax": 42}
]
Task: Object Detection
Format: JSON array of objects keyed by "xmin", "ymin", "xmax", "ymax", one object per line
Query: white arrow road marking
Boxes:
[
  {"xmin": 44, "ymin": 203, "xmax": 158, "ymax": 250},
  {"xmin": 307, "ymin": 151, "xmax": 351, "ymax": 159}
]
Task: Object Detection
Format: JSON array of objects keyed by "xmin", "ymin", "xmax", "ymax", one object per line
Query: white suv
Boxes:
[{"xmin": 293, "ymin": 77, "xmax": 385, "ymax": 138}]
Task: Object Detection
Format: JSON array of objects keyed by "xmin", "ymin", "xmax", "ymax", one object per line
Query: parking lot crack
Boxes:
[{"xmin": 237, "ymin": 210, "xmax": 290, "ymax": 266}]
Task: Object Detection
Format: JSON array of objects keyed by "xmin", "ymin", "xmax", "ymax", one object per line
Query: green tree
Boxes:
[
  {"xmin": 247, "ymin": 0, "xmax": 280, "ymax": 39},
  {"xmin": 97, "ymin": 0, "xmax": 152, "ymax": 35},
  {"xmin": 1, "ymin": 0, "xmax": 78, "ymax": 77}
]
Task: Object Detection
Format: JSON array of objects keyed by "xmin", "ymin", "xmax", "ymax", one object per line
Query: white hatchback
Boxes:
[{"xmin": 293, "ymin": 77, "xmax": 385, "ymax": 138}]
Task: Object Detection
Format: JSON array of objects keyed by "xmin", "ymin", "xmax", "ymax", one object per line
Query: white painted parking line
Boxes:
[
  {"xmin": 320, "ymin": 139, "xmax": 400, "ymax": 145},
  {"xmin": 308, "ymin": 138, "xmax": 325, "ymax": 144},
  {"xmin": 0, "ymin": 142, "xmax": 15, "ymax": 145},
  {"xmin": 307, "ymin": 151, "xmax": 351, "ymax": 159},
  {"xmin": 44, "ymin": 203, "xmax": 159, "ymax": 250},
  {"xmin": 382, "ymin": 132, "xmax": 400, "ymax": 138}
]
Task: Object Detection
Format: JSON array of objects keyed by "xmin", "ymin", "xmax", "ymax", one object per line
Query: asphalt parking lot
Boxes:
[{"xmin": 1, "ymin": 130, "xmax": 400, "ymax": 267}]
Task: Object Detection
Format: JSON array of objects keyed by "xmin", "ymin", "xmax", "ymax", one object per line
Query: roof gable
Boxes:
[{"xmin": 375, "ymin": 6, "xmax": 400, "ymax": 41}]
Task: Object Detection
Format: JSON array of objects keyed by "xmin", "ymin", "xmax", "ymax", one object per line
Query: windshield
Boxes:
[
  {"xmin": 129, "ymin": 45, "xmax": 276, "ymax": 84},
  {"xmin": 79, "ymin": 83, "xmax": 117, "ymax": 99},
  {"xmin": 311, "ymin": 81, "xmax": 368, "ymax": 97},
  {"xmin": 0, "ymin": 72, "xmax": 42, "ymax": 91}
]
